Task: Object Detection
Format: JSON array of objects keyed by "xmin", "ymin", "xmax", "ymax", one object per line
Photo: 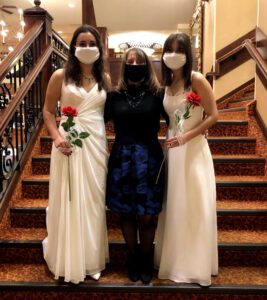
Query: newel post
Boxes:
[{"xmin": 23, "ymin": 0, "xmax": 54, "ymax": 106}]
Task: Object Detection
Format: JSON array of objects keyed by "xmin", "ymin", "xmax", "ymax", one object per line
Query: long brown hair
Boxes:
[
  {"xmin": 117, "ymin": 48, "xmax": 160, "ymax": 94},
  {"xmin": 161, "ymin": 33, "xmax": 193, "ymax": 89},
  {"xmin": 64, "ymin": 24, "xmax": 110, "ymax": 91}
]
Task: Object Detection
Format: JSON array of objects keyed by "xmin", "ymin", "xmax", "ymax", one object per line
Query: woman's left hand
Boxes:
[{"xmin": 166, "ymin": 135, "xmax": 185, "ymax": 148}]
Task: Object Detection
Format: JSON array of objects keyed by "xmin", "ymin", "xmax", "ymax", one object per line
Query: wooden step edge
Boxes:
[
  {"xmin": 21, "ymin": 179, "xmax": 267, "ymax": 186},
  {"xmin": 219, "ymin": 107, "xmax": 247, "ymax": 113},
  {"xmin": 32, "ymin": 156, "xmax": 265, "ymax": 163},
  {"xmin": 0, "ymin": 240, "xmax": 266, "ymax": 250},
  {"xmin": 228, "ymin": 96, "xmax": 255, "ymax": 104},
  {"xmin": 0, "ymin": 281, "xmax": 266, "ymax": 294},
  {"xmin": 10, "ymin": 207, "xmax": 267, "ymax": 217}
]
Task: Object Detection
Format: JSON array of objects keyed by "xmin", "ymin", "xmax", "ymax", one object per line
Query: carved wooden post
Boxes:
[{"xmin": 23, "ymin": 0, "xmax": 54, "ymax": 106}]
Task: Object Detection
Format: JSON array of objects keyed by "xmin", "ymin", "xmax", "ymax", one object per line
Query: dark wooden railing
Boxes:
[
  {"xmin": 0, "ymin": 3, "xmax": 69, "ymax": 204},
  {"xmin": 206, "ymin": 29, "xmax": 256, "ymax": 85},
  {"xmin": 243, "ymin": 28, "xmax": 267, "ymax": 88}
]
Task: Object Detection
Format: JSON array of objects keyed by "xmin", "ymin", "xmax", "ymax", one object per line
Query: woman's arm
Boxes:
[
  {"xmin": 167, "ymin": 72, "xmax": 218, "ymax": 148},
  {"xmin": 43, "ymin": 68, "xmax": 71, "ymax": 154}
]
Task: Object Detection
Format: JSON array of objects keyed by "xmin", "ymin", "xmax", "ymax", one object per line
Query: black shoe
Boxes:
[
  {"xmin": 127, "ymin": 254, "xmax": 140, "ymax": 282},
  {"xmin": 140, "ymin": 270, "xmax": 153, "ymax": 284},
  {"xmin": 140, "ymin": 252, "xmax": 153, "ymax": 284}
]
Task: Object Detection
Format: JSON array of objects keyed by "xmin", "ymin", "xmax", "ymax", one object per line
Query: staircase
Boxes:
[{"xmin": 0, "ymin": 88, "xmax": 266, "ymax": 299}]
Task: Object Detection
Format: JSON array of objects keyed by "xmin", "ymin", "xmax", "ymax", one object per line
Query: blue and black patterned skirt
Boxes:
[{"xmin": 106, "ymin": 136, "xmax": 165, "ymax": 215}]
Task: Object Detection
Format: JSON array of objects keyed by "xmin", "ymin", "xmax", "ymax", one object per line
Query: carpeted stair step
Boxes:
[
  {"xmin": 209, "ymin": 120, "xmax": 248, "ymax": 137},
  {"xmin": 32, "ymin": 155, "xmax": 265, "ymax": 176},
  {"xmin": 9, "ymin": 205, "xmax": 267, "ymax": 230},
  {"xmin": 216, "ymin": 179, "xmax": 267, "ymax": 200},
  {"xmin": 213, "ymin": 157, "xmax": 265, "ymax": 176},
  {"xmin": 0, "ymin": 263, "xmax": 266, "ymax": 300},
  {"xmin": 227, "ymin": 96, "xmax": 254, "ymax": 108},
  {"xmin": 208, "ymin": 137, "xmax": 256, "ymax": 155},
  {"xmin": 0, "ymin": 240, "xmax": 266, "ymax": 267},
  {"xmin": 1, "ymin": 222, "xmax": 266, "ymax": 245},
  {"xmin": 218, "ymin": 110, "xmax": 248, "ymax": 121},
  {"xmin": 21, "ymin": 177, "xmax": 267, "ymax": 200},
  {"xmin": 40, "ymin": 136, "xmax": 257, "ymax": 155}
]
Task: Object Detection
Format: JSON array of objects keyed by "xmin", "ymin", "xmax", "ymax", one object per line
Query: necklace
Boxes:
[
  {"xmin": 124, "ymin": 90, "xmax": 146, "ymax": 108},
  {"xmin": 82, "ymin": 74, "xmax": 95, "ymax": 83}
]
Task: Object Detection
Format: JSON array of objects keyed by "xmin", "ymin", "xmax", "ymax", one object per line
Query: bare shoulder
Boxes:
[
  {"xmin": 192, "ymin": 71, "xmax": 205, "ymax": 85},
  {"xmin": 51, "ymin": 68, "xmax": 65, "ymax": 81},
  {"xmin": 192, "ymin": 71, "xmax": 210, "ymax": 91}
]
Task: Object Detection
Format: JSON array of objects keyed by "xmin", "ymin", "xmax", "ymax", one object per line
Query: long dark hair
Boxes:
[
  {"xmin": 64, "ymin": 24, "xmax": 109, "ymax": 91},
  {"xmin": 117, "ymin": 47, "xmax": 160, "ymax": 95},
  {"xmin": 161, "ymin": 33, "xmax": 193, "ymax": 89}
]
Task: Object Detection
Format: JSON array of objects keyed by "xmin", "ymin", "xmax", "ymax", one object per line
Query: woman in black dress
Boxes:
[{"xmin": 105, "ymin": 48, "xmax": 168, "ymax": 284}]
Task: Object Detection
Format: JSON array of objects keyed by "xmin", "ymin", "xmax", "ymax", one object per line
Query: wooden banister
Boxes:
[
  {"xmin": 243, "ymin": 38, "xmax": 267, "ymax": 80},
  {"xmin": 206, "ymin": 30, "xmax": 255, "ymax": 79},
  {"xmin": 52, "ymin": 30, "xmax": 70, "ymax": 52},
  {"xmin": 0, "ymin": 45, "xmax": 53, "ymax": 136},
  {"xmin": 0, "ymin": 20, "xmax": 44, "ymax": 83}
]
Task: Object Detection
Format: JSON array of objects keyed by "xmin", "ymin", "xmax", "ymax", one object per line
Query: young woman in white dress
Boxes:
[
  {"xmin": 42, "ymin": 25, "xmax": 110, "ymax": 284},
  {"xmin": 154, "ymin": 33, "xmax": 219, "ymax": 286}
]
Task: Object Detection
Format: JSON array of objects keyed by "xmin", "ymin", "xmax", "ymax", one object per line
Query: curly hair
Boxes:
[
  {"xmin": 64, "ymin": 24, "xmax": 110, "ymax": 91},
  {"xmin": 161, "ymin": 33, "xmax": 193, "ymax": 89},
  {"xmin": 116, "ymin": 47, "xmax": 161, "ymax": 95}
]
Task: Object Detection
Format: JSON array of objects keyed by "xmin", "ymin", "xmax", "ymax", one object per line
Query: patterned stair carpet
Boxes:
[{"xmin": 0, "ymin": 93, "xmax": 266, "ymax": 299}]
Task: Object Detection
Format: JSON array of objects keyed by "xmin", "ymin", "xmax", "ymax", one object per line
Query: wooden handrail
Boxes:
[
  {"xmin": 206, "ymin": 30, "xmax": 256, "ymax": 78},
  {"xmin": 0, "ymin": 20, "xmax": 44, "ymax": 83},
  {"xmin": 52, "ymin": 30, "xmax": 70, "ymax": 50},
  {"xmin": 0, "ymin": 45, "xmax": 53, "ymax": 136},
  {"xmin": 243, "ymin": 38, "xmax": 267, "ymax": 80}
]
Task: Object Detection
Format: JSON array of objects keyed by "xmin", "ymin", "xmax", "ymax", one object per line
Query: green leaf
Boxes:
[
  {"xmin": 79, "ymin": 132, "xmax": 90, "ymax": 139},
  {"xmin": 61, "ymin": 122, "xmax": 69, "ymax": 132},
  {"xmin": 70, "ymin": 131, "xmax": 76, "ymax": 138},
  {"xmin": 73, "ymin": 129, "xmax": 79, "ymax": 137},
  {"xmin": 73, "ymin": 139, "xmax": 83, "ymax": 148}
]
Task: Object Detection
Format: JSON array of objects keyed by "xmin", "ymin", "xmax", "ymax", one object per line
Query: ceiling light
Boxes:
[
  {"xmin": 68, "ymin": 3, "xmax": 75, "ymax": 8},
  {"xmin": 57, "ymin": 31, "xmax": 63, "ymax": 34}
]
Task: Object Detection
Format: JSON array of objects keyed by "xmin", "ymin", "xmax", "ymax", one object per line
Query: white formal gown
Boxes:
[
  {"xmin": 154, "ymin": 74, "xmax": 218, "ymax": 286},
  {"xmin": 43, "ymin": 82, "xmax": 109, "ymax": 284}
]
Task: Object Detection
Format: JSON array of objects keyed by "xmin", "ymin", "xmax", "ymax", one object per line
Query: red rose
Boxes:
[
  {"xmin": 61, "ymin": 106, "xmax": 78, "ymax": 117},
  {"xmin": 186, "ymin": 92, "xmax": 201, "ymax": 106}
]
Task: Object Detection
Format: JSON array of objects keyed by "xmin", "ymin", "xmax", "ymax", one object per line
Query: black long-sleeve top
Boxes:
[{"xmin": 104, "ymin": 89, "xmax": 168, "ymax": 144}]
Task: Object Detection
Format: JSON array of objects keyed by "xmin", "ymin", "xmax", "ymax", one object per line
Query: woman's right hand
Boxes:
[{"xmin": 54, "ymin": 136, "xmax": 72, "ymax": 156}]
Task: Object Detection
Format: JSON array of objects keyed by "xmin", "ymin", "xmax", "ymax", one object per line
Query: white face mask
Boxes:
[
  {"xmin": 163, "ymin": 53, "xmax": 186, "ymax": 70},
  {"xmin": 75, "ymin": 46, "xmax": 100, "ymax": 65}
]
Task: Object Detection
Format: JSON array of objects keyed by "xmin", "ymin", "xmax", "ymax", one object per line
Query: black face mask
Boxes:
[{"xmin": 125, "ymin": 64, "xmax": 148, "ymax": 82}]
